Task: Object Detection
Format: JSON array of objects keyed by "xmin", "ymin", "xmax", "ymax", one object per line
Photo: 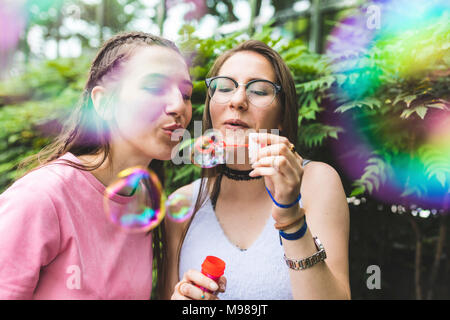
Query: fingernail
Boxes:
[{"xmin": 210, "ymin": 282, "xmax": 219, "ymax": 291}]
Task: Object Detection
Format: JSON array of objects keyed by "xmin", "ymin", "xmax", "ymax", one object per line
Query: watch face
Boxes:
[{"xmin": 313, "ymin": 236, "xmax": 323, "ymax": 250}]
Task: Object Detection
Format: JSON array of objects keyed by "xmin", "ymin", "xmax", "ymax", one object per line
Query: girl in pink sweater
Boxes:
[{"xmin": 0, "ymin": 32, "xmax": 192, "ymax": 299}]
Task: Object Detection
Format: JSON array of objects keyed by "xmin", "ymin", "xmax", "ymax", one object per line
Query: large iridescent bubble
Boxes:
[
  {"xmin": 104, "ymin": 167, "xmax": 165, "ymax": 233},
  {"xmin": 325, "ymin": 0, "xmax": 450, "ymax": 209}
]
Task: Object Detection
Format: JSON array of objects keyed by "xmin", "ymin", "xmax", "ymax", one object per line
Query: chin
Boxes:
[
  {"xmin": 159, "ymin": 153, "xmax": 173, "ymax": 161},
  {"xmin": 156, "ymin": 142, "xmax": 178, "ymax": 161}
]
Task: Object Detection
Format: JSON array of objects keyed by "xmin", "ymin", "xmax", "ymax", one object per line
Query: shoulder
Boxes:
[
  {"xmin": 164, "ymin": 180, "xmax": 198, "ymax": 233},
  {"xmin": 19, "ymin": 159, "xmax": 82, "ymax": 188},
  {"xmin": 300, "ymin": 161, "xmax": 347, "ymax": 210},
  {"xmin": 172, "ymin": 182, "xmax": 195, "ymax": 199},
  {"xmin": 2, "ymin": 165, "xmax": 65, "ymax": 202},
  {"xmin": 302, "ymin": 161, "xmax": 342, "ymax": 186},
  {"xmin": 301, "ymin": 161, "xmax": 343, "ymax": 189},
  {"xmin": 0, "ymin": 167, "xmax": 62, "ymax": 237},
  {"xmin": 0, "ymin": 162, "xmax": 85, "ymax": 218}
]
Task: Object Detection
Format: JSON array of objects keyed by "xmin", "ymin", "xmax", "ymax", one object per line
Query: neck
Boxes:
[
  {"xmin": 219, "ymin": 165, "xmax": 267, "ymax": 199},
  {"xmin": 79, "ymin": 143, "xmax": 152, "ymax": 187},
  {"xmin": 222, "ymin": 165, "xmax": 259, "ymax": 181}
]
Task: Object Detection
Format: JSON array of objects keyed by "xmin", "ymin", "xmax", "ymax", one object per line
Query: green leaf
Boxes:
[
  {"xmin": 415, "ymin": 106, "xmax": 428, "ymax": 119},
  {"xmin": 418, "ymin": 144, "xmax": 450, "ymax": 188},
  {"xmin": 296, "ymin": 75, "xmax": 335, "ymax": 93},
  {"xmin": 298, "ymin": 124, "xmax": 344, "ymax": 148},
  {"xmin": 435, "ymin": 172, "xmax": 447, "ymax": 187},
  {"xmin": 335, "ymin": 98, "xmax": 381, "ymax": 113},
  {"xmin": 426, "ymin": 102, "xmax": 447, "ymax": 110},
  {"xmin": 403, "ymin": 94, "xmax": 417, "ymax": 107},
  {"xmin": 350, "ymin": 186, "xmax": 365, "ymax": 197},
  {"xmin": 400, "ymin": 106, "xmax": 428, "ymax": 119}
]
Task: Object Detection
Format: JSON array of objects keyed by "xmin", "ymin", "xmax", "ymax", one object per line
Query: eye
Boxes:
[
  {"xmin": 212, "ymin": 78, "xmax": 235, "ymax": 93},
  {"xmin": 248, "ymin": 81, "xmax": 273, "ymax": 96},
  {"xmin": 218, "ymin": 87, "xmax": 234, "ymax": 93},
  {"xmin": 143, "ymin": 86, "xmax": 166, "ymax": 96},
  {"xmin": 182, "ymin": 93, "xmax": 191, "ymax": 100},
  {"xmin": 249, "ymin": 89, "xmax": 268, "ymax": 96},
  {"xmin": 179, "ymin": 85, "xmax": 192, "ymax": 101}
]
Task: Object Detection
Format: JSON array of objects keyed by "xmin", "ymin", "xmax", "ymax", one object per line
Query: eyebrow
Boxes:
[{"xmin": 218, "ymin": 75, "xmax": 275, "ymax": 83}]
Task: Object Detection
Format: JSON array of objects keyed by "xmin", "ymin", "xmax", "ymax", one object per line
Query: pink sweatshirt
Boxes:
[{"xmin": 0, "ymin": 153, "xmax": 153, "ymax": 299}]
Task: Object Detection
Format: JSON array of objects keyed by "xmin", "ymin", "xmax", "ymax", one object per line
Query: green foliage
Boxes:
[
  {"xmin": 298, "ymin": 123, "xmax": 344, "ymax": 148},
  {"xmin": 308, "ymin": 12, "xmax": 450, "ymax": 204},
  {"xmin": 418, "ymin": 144, "xmax": 450, "ymax": 188},
  {"xmin": 0, "ymin": 57, "xmax": 90, "ymax": 192},
  {"xmin": 1, "ymin": 20, "xmax": 448, "ymax": 209},
  {"xmin": 335, "ymin": 97, "xmax": 381, "ymax": 113},
  {"xmin": 167, "ymin": 24, "xmax": 345, "ymax": 192},
  {"xmin": 350, "ymin": 155, "xmax": 391, "ymax": 197}
]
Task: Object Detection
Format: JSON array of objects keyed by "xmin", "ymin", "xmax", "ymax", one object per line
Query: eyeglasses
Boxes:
[{"xmin": 205, "ymin": 76, "xmax": 281, "ymax": 107}]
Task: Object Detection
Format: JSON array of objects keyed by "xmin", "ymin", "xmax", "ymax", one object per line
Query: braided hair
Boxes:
[
  {"xmin": 19, "ymin": 32, "xmax": 181, "ymax": 170},
  {"xmin": 19, "ymin": 31, "xmax": 181, "ymax": 300}
]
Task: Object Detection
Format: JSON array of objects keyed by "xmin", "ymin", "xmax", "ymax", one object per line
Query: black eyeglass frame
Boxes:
[{"xmin": 205, "ymin": 76, "xmax": 282, "ymax": 97}]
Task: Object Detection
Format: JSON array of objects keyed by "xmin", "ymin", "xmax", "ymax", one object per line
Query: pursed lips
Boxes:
[
  {"xmin": 162, "ymin": 123, "xmax": 184, "ymax": 136},
  {"xmin": 224, "ymin": 119, "xmax": 250, "ymax": 129}
]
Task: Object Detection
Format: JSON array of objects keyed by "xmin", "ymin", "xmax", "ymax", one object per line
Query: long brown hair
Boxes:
[
  {"xmin": 18, "ymin": 31, "xmax": 182, "ymax": 299},
  {"xmin": 176, "ymin": 40, "xmax": 299, "ymax": 276}
]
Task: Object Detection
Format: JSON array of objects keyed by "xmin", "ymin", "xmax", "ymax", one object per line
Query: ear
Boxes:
[{"xmin": 91, "ymin": 86, "xmax": 112, "ymax": 121}]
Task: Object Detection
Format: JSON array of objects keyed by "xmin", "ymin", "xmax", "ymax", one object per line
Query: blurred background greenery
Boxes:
[{"xmin": 0, "ymin": 0, "xmax": 449, "ymax": 299}]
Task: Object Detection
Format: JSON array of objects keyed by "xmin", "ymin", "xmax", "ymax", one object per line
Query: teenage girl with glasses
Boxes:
[{"xmin": 165, "ymin": 40, "xmax": 351, "ymax": 300}]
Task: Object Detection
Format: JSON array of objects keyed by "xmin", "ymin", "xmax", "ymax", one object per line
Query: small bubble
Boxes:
[
  {"xmin": 166, "ymin": 192, "xmax": 194, "ymax": 223},
  {"xmin": 104, "ymin": 167, "xmax": 165, "ymax": 233}
]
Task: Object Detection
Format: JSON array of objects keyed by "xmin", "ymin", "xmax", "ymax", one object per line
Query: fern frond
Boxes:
[
  {"xmin": 296, "ymin": 75, "xmax": 336, "ymax": 93},
  {"xmin": 299, "ymin": 123, "xmax": 344, "ymax": 148},
  {"xmin": 418, "ymin": 144, "xmax": 450, "ymax": 187},
  {"xmin": 350, "ymin": 155, "xmax": 392, "ymax": 196},
  {"xmin": 335, "ymin": 97, "xmax": 381, "ymax": 113}
]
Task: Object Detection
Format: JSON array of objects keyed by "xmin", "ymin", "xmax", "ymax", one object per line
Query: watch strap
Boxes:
[{"xmin": 283, "ymin": 237, "xmax": 327, "ymax": 270}]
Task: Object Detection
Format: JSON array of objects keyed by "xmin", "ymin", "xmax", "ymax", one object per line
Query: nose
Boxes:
[
  {"xmin": 229, "ymin": 85, "xmax": 248, "ymax": 111},
  {"xmin": 165, "ymin": 85, "xmax": 188, "ymax": 117}
]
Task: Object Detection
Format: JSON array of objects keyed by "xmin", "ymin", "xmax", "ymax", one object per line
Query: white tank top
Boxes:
[{"xmin": 179, "ymin": 160, "xmax": 310, "ymax": 300}]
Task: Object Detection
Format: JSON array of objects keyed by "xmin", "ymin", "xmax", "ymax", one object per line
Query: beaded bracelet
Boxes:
[{"xmin": 265, "ymin": 186, "xmax": 301, "ymax": 209}]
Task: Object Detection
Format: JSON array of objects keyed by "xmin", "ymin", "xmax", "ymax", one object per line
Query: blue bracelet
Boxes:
[
  {"xmin": 279, "ymin": 217, "xmax": 308, "ymax": 245},
  {"xmin": 265, "ymin": 186, "xmax": 301, "ymax": 208}
]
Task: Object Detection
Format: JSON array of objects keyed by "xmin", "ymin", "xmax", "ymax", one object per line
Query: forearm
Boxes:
[
  {"xmin": 275, "ymin": 202, "xmax": 350, "ymax": 300},
  {"xmin": 282, "ymin": 227, "xmax": 350, "ymax": 300}
]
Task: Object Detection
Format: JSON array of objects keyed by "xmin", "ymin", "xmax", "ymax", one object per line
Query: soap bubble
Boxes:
[
  {"xmin": 190, "ymin": 131, "xmax": 226, "ymax": 168},
  {"xmin": 166, "ymin": 192, "xmax": 194, "ymax": 222},
  {"xmin": 104, "ymin": 166, "xmax": 165, "ymax": 233}
]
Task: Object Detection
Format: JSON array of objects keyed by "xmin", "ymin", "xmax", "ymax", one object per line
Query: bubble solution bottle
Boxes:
[{"xmin": 198, "ymin": 256, "xmax": 226, "ymax": 293}]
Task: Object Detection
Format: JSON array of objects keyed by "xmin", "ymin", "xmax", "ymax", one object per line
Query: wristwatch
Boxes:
[{"xmin": 283, "ymin": 236, "xmax": 327, "ymax": 270}]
